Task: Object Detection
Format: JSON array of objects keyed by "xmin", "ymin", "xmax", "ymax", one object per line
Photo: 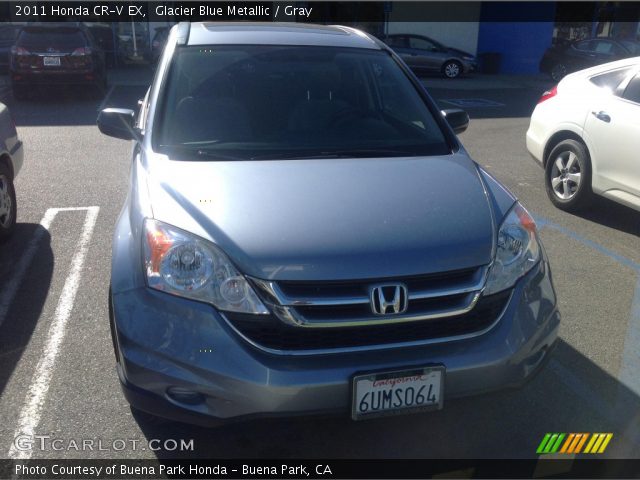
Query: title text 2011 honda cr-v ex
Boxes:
[{"xmin": 98, "ymin": 22, "xmax": 560, "ymax": 425}]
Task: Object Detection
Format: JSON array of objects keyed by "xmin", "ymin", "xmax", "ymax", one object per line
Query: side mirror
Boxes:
[
  {"xmin": 97, "ymin": 108, "xmax": 138, "ymax": 141},
  {"xmin": 441, "ymin": 109, "xmax": 469, "ymax": 134}
]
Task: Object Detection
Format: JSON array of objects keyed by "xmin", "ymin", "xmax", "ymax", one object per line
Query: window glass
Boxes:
[
  {"xmin": 589, "ymin": 67, "xmax": 633, "ymax": 90},
  {"xmin": 620, "ymin": 40, "xmax": 640, "ymax": 55},
  {"xmin": 384, "ymin": 36, "xmax": 405, "ymax": 48},
  {"xmin": 17, "ymin": 28, "xmax": 87, "ymax": 48},
  {"xmin": 154, "ymin": 45, "xmax": 450, "ymax": 160},
  {"xmin": 409, "ymin": 37, "xmax": 437, "ymax": 51},
  {"xmin": 622, "ymin": 74, "xmax": 640, "ymax": 103},
  {"xmin": 591, "ymin": 40, "xmax": 613, "ymax": 54},
  {"xmin": 574, "ymin": 40, "xmax": 592, "ymax": 51}
]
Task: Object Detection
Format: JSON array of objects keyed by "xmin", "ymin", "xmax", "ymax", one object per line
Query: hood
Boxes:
[{"xmin": 144, "ymin": 153, "xmax": 495, "ymax": 281}]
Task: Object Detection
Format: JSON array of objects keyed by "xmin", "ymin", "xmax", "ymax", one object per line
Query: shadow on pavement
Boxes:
[
  {"xmin": 132, "ymin": 338, "xmax": 639, "ymax": 459},
  {"xmin": 570, "ymin": 198, "xmax": 640, "ymax": 238},
  {"xmin": 0, "ymin": 223, "xmax": 53, "ymax": 396}
]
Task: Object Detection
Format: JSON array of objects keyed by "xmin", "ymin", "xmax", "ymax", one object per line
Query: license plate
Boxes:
[
  {"xmin": 43, "ymin": 56, "xmax": 61, "ymax": 66},
  {"xmin": 352, "ymin": 366, "xmax": 444, "ymax": 420}
]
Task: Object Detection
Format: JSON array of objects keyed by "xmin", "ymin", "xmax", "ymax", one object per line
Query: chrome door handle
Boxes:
[{"xmin": 591, "ymin": 111, "xmax": 611, "ymax": 123}]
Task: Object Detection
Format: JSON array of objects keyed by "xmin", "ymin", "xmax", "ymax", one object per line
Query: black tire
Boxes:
[
  {"xmin": 550, "ymin": 63, "xmax": 567, "ymax": 82},
  {"xmin": 545, "ymin": 139, "xmax": 592, "ymax": 212},
  {"xmin": 442, "ymin": 60, "xmax": 462, "ymax": 79},
  {"xmin": 0, "ymin": 162, "xmax": 16, "ymax": 242}
]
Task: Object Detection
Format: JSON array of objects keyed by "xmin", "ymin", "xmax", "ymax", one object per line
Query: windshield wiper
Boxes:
[
  {"xmin": 250, "ymin": 149, "xmax": 418, "ymax": 160},
  {"xmin": 159, "ymin": 145, "xmax": 243, "ymax": 161}
]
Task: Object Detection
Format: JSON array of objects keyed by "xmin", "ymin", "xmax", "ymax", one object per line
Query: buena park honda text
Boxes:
[{"xmin": 98, "ymin": 22, "xmax": 560, "ymax": 425}]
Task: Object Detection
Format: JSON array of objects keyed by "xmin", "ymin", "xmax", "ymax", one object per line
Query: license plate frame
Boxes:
[
  {"xmin": 43, "ymin": 56, "xmax": 61, "ymax": 67},
  {"xmin": 351, "ymin": 365, "xmax": 444, "ymax": 420}
]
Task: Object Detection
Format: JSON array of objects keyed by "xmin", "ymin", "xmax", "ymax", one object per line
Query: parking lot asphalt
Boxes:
[{"xmin": 0, "ymin": 72, "xmax": 639, "ymax": 460}]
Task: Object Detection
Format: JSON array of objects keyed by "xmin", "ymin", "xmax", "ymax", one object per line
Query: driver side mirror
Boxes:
[
  {"xmin": 441, "ymin": 109, "xmax": 469, "ymax": 134},
  {"xmin": 97, "ymin": 108, "xmax": 139, "ymax": 141}
]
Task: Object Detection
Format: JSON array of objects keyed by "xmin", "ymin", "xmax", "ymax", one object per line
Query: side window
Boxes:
[
  {"xmin": 592, "ymin": 41, "xmax": 615, "ymax": 55},
  {"xmin": 574, "ymin": 40, "xmax": 592, "ymax": 51},
  {"xmin": 385, "ymin": 36, "xmax": 406, "ymax": 48},
  {"xmin": 622, "ymin": 74, "xmax": 640, "ymax": 104},
  {"xmin": 409, "ymin": 37, "xmax": 437, "ymax": 52},
  {"xmin": 589, "ymin": 67, "xmax": 633, "ymax": 90}
]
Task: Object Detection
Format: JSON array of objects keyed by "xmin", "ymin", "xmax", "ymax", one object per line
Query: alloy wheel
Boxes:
[
  {"xmin": 444, "ymin": 62, "xmax": 461, "ymax": 78},
  {"xmin": 550, "ymin": 151, "xmax": 581, "ymax": 200}
]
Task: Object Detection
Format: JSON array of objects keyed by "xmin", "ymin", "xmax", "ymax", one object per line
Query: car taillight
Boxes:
[
  {"xmin": 71, "ymin": 47, "xmax": 92, "ymax": 56},
  {"xmin": 537, "ymin": 85, "xmax": 557, "ymax": 104},
  {"xmin": 10, "ymin": 46, "xmax": 30, "ymax": 56}
]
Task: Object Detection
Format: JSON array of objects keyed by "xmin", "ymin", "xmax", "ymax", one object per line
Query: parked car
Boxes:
[
  {"xmin": 99, "ymin": 22, "xmax": 559, "ymax": 425},
  {"xmin": 85, "ymin": 23, "xmax": 117, "ymax": 68},
  {"xmin": 527, "ymin": 57, "xmax": 640, "ymax": 212},
  {"xmin": 0, "ymin": 102, "xmax": 23, "ymax": 241},
  {"xmin": 539, "ymin": 37, "xmax": 640, "ymax": 81},
  {"xmin": 9, "ymin": 24, "xmax": 107, "ymax": 99},
  {"xmin": 380, "ymin": 33, "xmax": 477, "ymax": 78},
  {"xmin": 0, "ymin": 25, "xmax": 21, "ymax": 72}
]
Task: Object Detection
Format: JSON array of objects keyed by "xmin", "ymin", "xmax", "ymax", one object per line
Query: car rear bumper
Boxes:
[
  {"xmin": 11, "ymin": 70, "xmax": 101, "ymax": 85},
  {"xmin": 110, "ymin": 256, "xmax": 560, "ymax": 426}
]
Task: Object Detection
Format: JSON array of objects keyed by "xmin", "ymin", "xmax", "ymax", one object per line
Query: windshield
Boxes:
[{"xmin": 153, "ymin": 45, "xmax": 450, "ymax": 160}]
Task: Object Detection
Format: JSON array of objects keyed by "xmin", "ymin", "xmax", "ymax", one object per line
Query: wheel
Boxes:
[
  {"xmin": 545, "ymin": 139, "xmax": 592, "ymax": 212},
  {"xmin": 442, "ymin": 60, "xmax": 462, "ymax": 79},
  {"xmin": 550, "ymin": 63, "xmax": 567, "ymax": 82},
  {"xmin": 0, "ymin": 162, "xmax": 16, "ymax": 241}
]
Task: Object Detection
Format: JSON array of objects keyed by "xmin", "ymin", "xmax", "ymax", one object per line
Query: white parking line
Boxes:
[{"xmin": 7, "ymin": 206, "xmax": 99, "ymax": 460}]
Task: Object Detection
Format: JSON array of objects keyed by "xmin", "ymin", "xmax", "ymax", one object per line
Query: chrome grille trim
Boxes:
[
  {"xmin": 249, "ymin": 266, "xmax": 489, "ymax": 329},
  {"xmin": 219, "ymin": 290, "xmax": 513, "ymax": 356}
]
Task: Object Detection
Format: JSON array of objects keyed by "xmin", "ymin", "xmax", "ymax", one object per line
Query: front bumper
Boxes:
[{"xmin": 110, "ymin": 257, "xmax": 560, "ymax": 425}]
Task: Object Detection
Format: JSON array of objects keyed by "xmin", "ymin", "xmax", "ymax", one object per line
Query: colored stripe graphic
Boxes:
[
  {"xmin": 585, "ymin": 433, "xmax": 614, "ymax": 454},
  {"xmin": 536, "ymin": 433, "xmax": 552, "ymax": 454},
  {"xmin": 539, "ymin": 433, "xmax": 613, "ymax": 454}
]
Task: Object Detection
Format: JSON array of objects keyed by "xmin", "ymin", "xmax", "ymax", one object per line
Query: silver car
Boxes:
[
  {"xmin": 381, "ymin": 34, "xmax": 478, "ymax": 78},
  {"xmin": 0, "ymin": 102, "xmax": 23, "ymax": 241},
  {"xmin": 98, "ymin": 22, "xmax": 559, "ymax": 425}
]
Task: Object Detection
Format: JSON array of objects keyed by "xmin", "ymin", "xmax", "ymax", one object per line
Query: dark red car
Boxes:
[{"xmin": 10, "ymin": 24, "xmax": 107, "ymax": 99}]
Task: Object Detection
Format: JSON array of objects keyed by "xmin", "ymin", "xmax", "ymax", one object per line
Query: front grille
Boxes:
[
  {"xmin": 224, "ymin": 290, "xmax": 511, "ymax": 352},
  {"xmin": 250, "ymin": 266, "xmax": 489, "ymax": 328}
]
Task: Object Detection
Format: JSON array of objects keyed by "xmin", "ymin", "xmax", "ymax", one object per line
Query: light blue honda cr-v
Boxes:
[{"xmin": 98, "ymin": 22, "xmax": 560, "ymax": 425}]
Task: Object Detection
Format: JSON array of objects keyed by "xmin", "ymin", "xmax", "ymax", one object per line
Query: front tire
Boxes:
[
  {"xmin": 0, "ymin": 163, "xmax": 17, "ymax": 242},
  {"xmin": 442, "ymin": 60, "xmax": 462, "ymax": 79},
  {"xmin": 545, "ymin": 139, "xmax": 592, "ymax": 212}
]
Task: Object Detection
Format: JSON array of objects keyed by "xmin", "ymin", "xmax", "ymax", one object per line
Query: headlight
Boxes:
[
  {"xmin": 484, "ymin": 203, "xmax": 540, "ymax": 295},
  {"xmin": 143, "ymin": 218, "xmax": 269, "ymax": 314}
]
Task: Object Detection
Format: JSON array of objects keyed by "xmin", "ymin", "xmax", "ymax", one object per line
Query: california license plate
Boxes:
[
  {"xmin": 43, "ymin": 56, "xmax": 61, "ymax": 66},
  {"xmin": 352, "ymin": 366, "xmax": 444, "ymax": 420}
]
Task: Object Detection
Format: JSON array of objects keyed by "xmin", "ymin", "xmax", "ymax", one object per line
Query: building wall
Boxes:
[
  {"xmin": 477, "ymin": 3, "xmax": 556, "ymax": 74},
  {"xmin": 387, "ymin": 3, "xmax": 481, "ymax": 54}
]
